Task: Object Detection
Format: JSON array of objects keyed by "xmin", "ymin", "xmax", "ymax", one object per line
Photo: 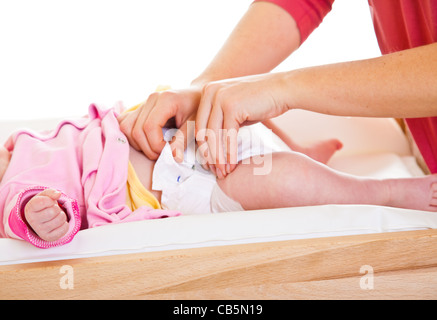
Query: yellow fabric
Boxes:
[
  {"xmin": 126, "ymin": 103, "xmax": 141, "ymax": 113},
  {"xmin": 126, "ymin": 85, "xmax": 172, "ymax": 113},
  {"xmin": 126, "ymin": 161, "xmax": 161, "ymax": 210},
  {"xmin": 124, "ymin": 85, "xmax": 171, "ymax": 211}
]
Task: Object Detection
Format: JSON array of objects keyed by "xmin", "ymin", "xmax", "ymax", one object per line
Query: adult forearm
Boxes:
[
  {"xmin": 192, "ymin": 2, "xmax": 300, "ymax": 87},
  {"xmin": 282, "ymin": 43, "xmax": 437, "ymax": 118}
]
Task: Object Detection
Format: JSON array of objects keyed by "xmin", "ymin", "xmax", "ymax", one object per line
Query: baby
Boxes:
[{"xmin": 1, "ymin": 104, "xmax": 436, "ymax": 249}]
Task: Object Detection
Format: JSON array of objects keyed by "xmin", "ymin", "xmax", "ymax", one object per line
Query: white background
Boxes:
[{"xmin": 0, "ymin": 0, "xmax": 381, "ymax": 120}]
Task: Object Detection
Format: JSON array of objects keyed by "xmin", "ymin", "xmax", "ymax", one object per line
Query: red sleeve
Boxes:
[{"xmin": 253, "ymin": 0, "xmax": 335, "ymax": 43}]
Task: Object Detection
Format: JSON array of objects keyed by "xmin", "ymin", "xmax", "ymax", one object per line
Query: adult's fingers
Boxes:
[
  {"xmin": 118, "ymin": 106, "xmax": 144, "ymax": 152},
  {"xmin": 131, "ymin": 96, "xmax": 162, "ymax": 160},
  {"xmin": 195, "ymin": 84, "xmax": 215, "ymax": 146},
  {"xmin": 144, "ymin": 93, "xmax": 181, "ymax": 157},
  {"xmin": 119, "ymin": 94, "xmax": 162, "ymax": 159},
  {"xmin": 196, "ymin": 83, "xmax": 242, "ymax": 178},
  {"xmin": 206, "ymin": 102, "xmax": 227, "ymax": 178},
  {"xmin": 208, "ymin": 104, "xmax": 241, "ymax": 178},
  {"xmin": 223, "ymin": 114, "xmax": 240, "ymax": 174},
  {"xmin": 169, "ymin": 113, "xmax": 196, "ymax": 163},
  {"xmin": 195, "ymin": 84, "xmax": 217, "ymax": 172}
]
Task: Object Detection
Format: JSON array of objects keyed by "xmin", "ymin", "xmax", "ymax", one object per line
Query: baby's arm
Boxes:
[
  {"xmin": 24, "ymin": 189, "xmax": 69, "ymax": 242},
  {"xmin": 5, "ymin": 186, "xmax": 81, "ymax": 248}
]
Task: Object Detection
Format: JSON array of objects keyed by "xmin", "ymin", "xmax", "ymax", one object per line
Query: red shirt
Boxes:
[{"xmin": 255, "ymin": 0, "xmax": 437, "ymax": 173}]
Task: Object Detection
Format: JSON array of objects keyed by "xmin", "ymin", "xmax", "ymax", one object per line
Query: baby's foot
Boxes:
[
  {"xmin": 430, "ymin": 181, "xmax": 437, "ymax": 210},
  {"xmin": 387, "ymin": 174, "xmax": 437, "ymax": 212},
  {"xmin": 304, "ymin": 139, "xmax": 343, "ymax": 164}
]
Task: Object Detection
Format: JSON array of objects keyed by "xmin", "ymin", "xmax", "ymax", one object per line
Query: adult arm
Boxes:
[
  {"xmin": 192, "ymin": 1, "xmax": 301, "ymax": 86},
  {"xmin": 118, "ymin": 1, "xmax": 301, "ymax": 160},
  {"xmin": 282, "ymin": 42, "xmax": 437, "ymax": 118},
  {"xmin": 196, "ymin": 42, "xmax": 437, "ymax": 177}
]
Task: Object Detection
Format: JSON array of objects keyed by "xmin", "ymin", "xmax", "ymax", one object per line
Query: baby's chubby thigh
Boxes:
[
  {"xmin": 216, "ymin": 151, "xmax": 322, "ymax": 210},
  {"xmin": 216, "ymin": 152, "xmax": 279, "ymax": 211},
  {"xmin": 215, "ymin": 123, "xmax": 295, "ymax": 210}
]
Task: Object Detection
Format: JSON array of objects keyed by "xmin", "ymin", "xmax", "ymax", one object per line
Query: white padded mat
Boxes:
[{"xmin": 1, "ymin": 205, "xmax": 437, "ymax": 265}]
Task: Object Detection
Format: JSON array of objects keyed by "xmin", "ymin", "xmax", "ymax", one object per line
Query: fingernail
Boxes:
[{"xmin": 216, "ymin": 168, "xmax": 223, "ymax": 179}]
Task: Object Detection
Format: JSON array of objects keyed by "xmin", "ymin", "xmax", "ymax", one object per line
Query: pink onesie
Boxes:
[{"xmin": 0, "ymin": 104, "xmax": 180, "ymax": 248}]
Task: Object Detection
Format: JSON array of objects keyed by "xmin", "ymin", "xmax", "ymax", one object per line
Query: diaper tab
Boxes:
[{"xmin": 152, "ymin": 143, "xmax": 216, "ymax": 215}]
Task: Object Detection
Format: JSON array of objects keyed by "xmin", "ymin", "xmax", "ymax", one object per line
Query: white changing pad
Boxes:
[
  {"xmin": 1, "ymin": 110, "xmax": 436, "ymax": 266},
  {"xmin": 1, "ymin": 205, "xmax": 437, "ymax": 265}
]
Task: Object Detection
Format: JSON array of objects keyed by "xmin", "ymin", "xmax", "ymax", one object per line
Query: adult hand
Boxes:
[
  {"xmin": 195, "ymin": 73, "xmax": 289, "ymax": 178},
  {"xmin": 118, "ymin": 87, "xmax": 201, "ymax": 161}
]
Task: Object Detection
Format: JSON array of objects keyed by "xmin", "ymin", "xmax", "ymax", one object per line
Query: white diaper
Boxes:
[{"xmin": 152, "ymin": 123, "xmax": 290, "ymax": 215}]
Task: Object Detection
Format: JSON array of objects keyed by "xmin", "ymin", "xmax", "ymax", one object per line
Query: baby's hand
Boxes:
[{"xmin": 24, "ymin": 189, "xmax": 69, "ymax": 242}]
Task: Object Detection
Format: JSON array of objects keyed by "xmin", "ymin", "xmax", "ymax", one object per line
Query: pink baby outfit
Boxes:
[{"xmin": 0, "ymin": 104, "xmax": 180, "ymax": 248}]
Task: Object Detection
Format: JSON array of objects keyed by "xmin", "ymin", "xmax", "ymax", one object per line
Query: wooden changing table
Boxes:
[{"xmin": 1, "ymin": 228, "xmax": 436, "ymax": 300}]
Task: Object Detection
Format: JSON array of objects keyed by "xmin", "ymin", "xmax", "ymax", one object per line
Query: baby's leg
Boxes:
[
  {"xmin": 217, "ymin": 151, "xmax": 437, "ymax": 212},
  {"xmin": 292, "ymin": 139, "xmax": 343, "ymax": 164},
  {"xmin": 262, "ymin": 119, "xmax": 342, "ymax": 164}
]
